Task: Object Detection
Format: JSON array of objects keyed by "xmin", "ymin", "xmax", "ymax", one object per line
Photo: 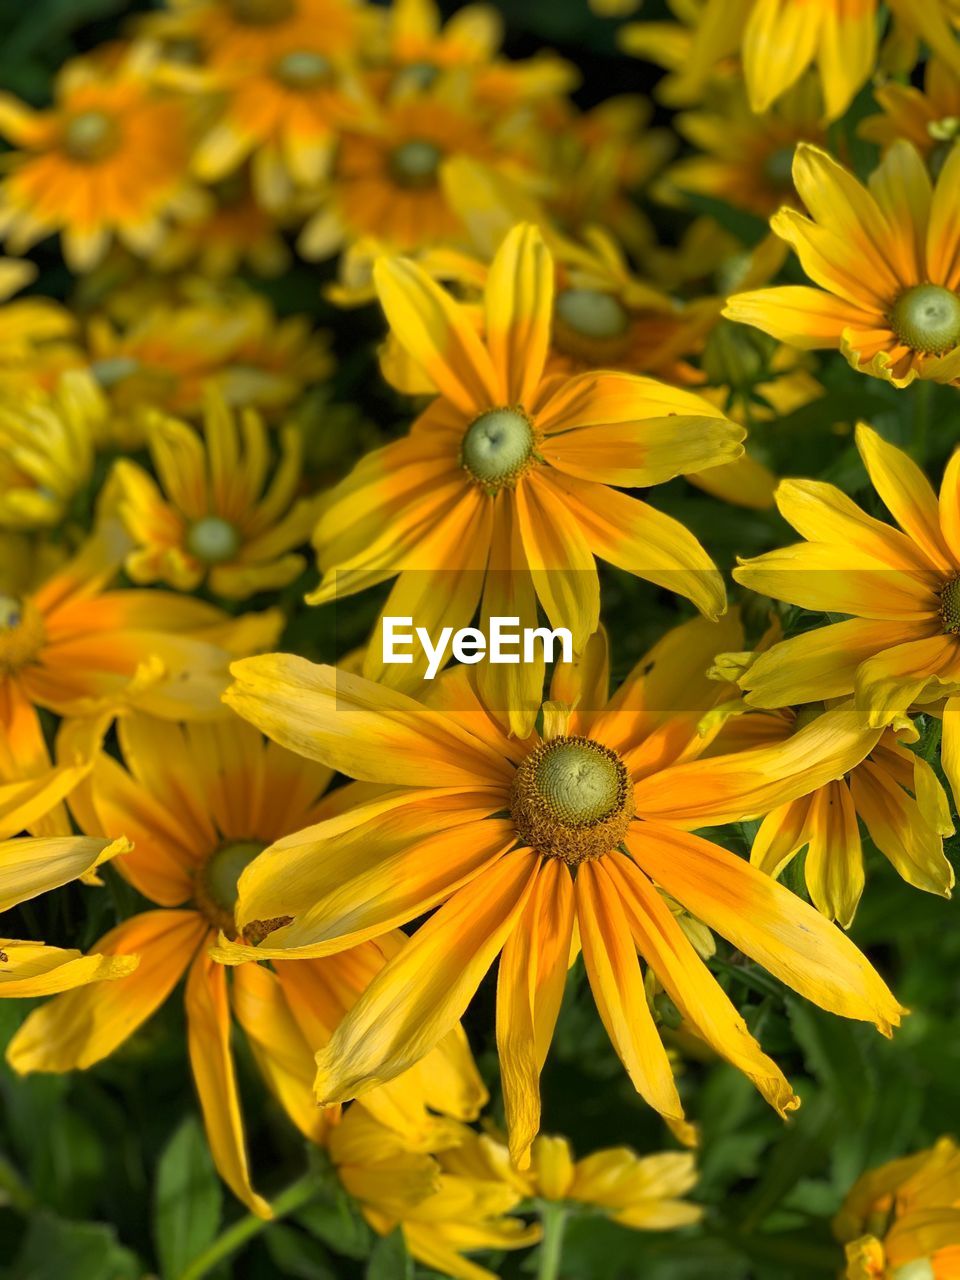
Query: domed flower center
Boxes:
[
  {"xmin": 555, "ymin": 289, "xmax": 630, "ymax": 341},
  {"xmin": 274, "ymin": 50, "xmax": 331, "ymax": 89},
  {"xmin": 511, "ymin": 735, "xmax": 634, "ymax": 865},
  {"xmin": 395, "ymin": 61, "xmax": 440, "ymax": 92},
  {"xmin": 64, "ymin": 111, "xmax": 119, "ymax": 162},
  {"xmin": 388, "ymin": 139, "xmax": 443, "ymax": 188},
  {"xmin": 762, "ymin": 144, "xmax": 795, "ymax": 188},
  {"xmin": 460, "ymin": 408, "xmax": 536, "ymax": 491},
  {"xmin": 186, "ymin": 515, "xmax": 241, "ymax": 565},
  {"xmin": 890, "ymin": 284, "xmax": 960, "ymax": 356},
  {"xmin": 195, "ymin": 840, "xmax": 264, "ymax": 933},
  {"xmin": 230, "ymin": 0, "xmax": 295, "ymax": 24},
  {"xmin": 0, "ymin": 596, "xmax": 45, "ymax": 675},
  {"xmin": 940, "ymin": 576, "xmax": 960, "ymax": 633}
]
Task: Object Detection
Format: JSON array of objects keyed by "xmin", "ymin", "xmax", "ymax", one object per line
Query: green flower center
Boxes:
[
  {"xmin": 762, "ymin": 144, "xmax": 795, "ymax": 188},
  {"xmin": 890, "ymin": 283, "xmax": 960, "ymax": 356},
  {"xmin": 186, "ymin": 516, "xmax": 241, "ymax": 565},
  {"xmin": 940, "ymin": 576, "xmax": 960, "ymax": 633},
  {"xmin": 511, "ymin": 736, "xmax": 634, "ymax": 865},
  {"xmin": 64, "ymin": 111, "xmax": 119, "ymax": 162},
  {"xmin": 460, "ymin": 408, "xmax": 535, "ymax": 490},
  {"xmin": 555, "ymin": 289, "xmax": 630, "ymax": 340},
  {"xmin": 195, "ymin": 840, "xmax": 266, "ymax": 934},
  {"xmin": 230, "ymin": 0, "xmax": 295, "ymax": 24},
  {"xmin": 274, "ymin": 50, "xmax": 331, "ymax": 89},
  {"xmin": 388, "ymin": 140, "xmax": 443, "ymax": 188}
]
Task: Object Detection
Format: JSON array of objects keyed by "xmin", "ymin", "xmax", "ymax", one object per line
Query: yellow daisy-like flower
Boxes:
[
  {"xmin": 734, "ymin": 427, "xmax": 960, "ymax": 784},
  {"xmin": 0, "ymin": 371, "xmax": 105, "ymax": 530},
  {"xmin": 221, "ymin": 616, "xmax": 902, "ymax": 1168},
  {"xmin": 711, "ymin": 692, "xmax": 954, "ymax": 926},
  {"xmin": 859, "ymin": 58, "xmax": 960, "ymax": 173},
  {"xmin": 725, "ymin": 141, "xmax": 960, "ymax": 387},
  {"xmin": 656, "ymin": 76, "xmax": 826, "ymax": 218},
  {"xmin": 309, "ymin": 223, "xmax": 744, "ymax": 733},
  {"xmin": 7, "ymin": 712, "xmax": 487, "ymax": 1218},
  {"xmin": 0, "ymin": 44, "xmax": 204, "ymax": 272},
  {"xmin": 114, "ymin": 394, "xmax": 320, "ymax": 599},
  {"xmin": 328, "ymin": 1108, "xmax": 538, "ymax": 1280},
  {"xmin": 621, "ymin": 0, "xmax": 960, "ymax": 122},
  {"xmin": 835, "ymin": 1138, "xmax": 960, "ymax": 1279},
  {"xmin": 0, "ymin": 522, "xmax": 281, "ymax": 787},
  {"xmin": 1, "ymin": 770, "xmax": 137, "ymax": 998},
  {"xmin": 153, "ymin": 0, "xmax": 366, "ymax": 68}
]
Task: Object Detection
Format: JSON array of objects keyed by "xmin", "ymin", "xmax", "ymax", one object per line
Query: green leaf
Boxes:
[
  {"xmin": 263, "ymin": 1223, "xmax": 338, "ymax": 1279},
  {"xmin": 366, "ymin": 1229, "xmax": 413, "ymax": 1280},
  {"xmin": 296, "ymin": 1185, "xmax": 374, "ymax": 1261},
  {"xmin": 6, "ymin": 1209, "xmax": 141, "ymax": 1280},
  {"xmin": 153, "ymin": 1115, "xmax": 223, "ymax": 1280}
]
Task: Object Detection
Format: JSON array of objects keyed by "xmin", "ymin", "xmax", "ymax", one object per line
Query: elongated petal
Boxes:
[
  {"xmin": 313, "ymin": 853, "xmax": 540, "ymax": 1104},
  {"xmin": 627, "ymin": 822, "xmax": 905, "ymax": 1033},
  {"xmin": 0, "ymin": 834, "xmax": 130, "ymax": 913},
  {"xmin": 576, "ymin": 859, "xmax": 689, "ymax": 1133},
  {"xmin": 856, "ymin": 424, "xmax": 955, "ymax": 572},
  {"xmin": 855, "ymin": 632, "xmax": 960, "ymax": 727},
  {"xmin": 633, "ymin": 704, "xmax": 881, "ymax": 827},
  {"xmin": 850, "ymin": 760, "xmax": 954, "ymax": 900},
  {"xmin": 485, "ymin": 223, "xmax": 553, "ymax": 406},
  {"xmin": 607, "ymin": 849, "xmax": 798, "ymax": 1115},
  {"xmin": 497, "ymin": 859, "xmax": 575, "ymax": 1167},
  {"xmin": 0, "ymin": 943, "xmax": 138, "ymax": 998},
  {"xmin": 186, "ymin": 951, "xmax": 271, "ymax": 1218},
  {"xmin": 226, "ymin": 655, "xmax": 512, "ymax": 788},
  {"xmin": 742, "ymin": 0, "xmax": 819, "ymax": 113},
  {"xmin": 7, "ymin": 911, "xmax": 206, "ymax": 1071},
  {"xmin": 0, "ymin": 765, "xmax": 91, "ymax": 842},
  {"xmin": 723, "ymin": 287, "xmax": 874, "ymax": 348},
  {"xmin": 802, "ymin": 779, "xmax": 865, "ymax": 928},
  {"xmin": 542, "ymin": 414, "xmax": 743, "ymax": 488},
  {"xmin": 374, "ymin": 256, "xmax": 498, "ymax": 415}
]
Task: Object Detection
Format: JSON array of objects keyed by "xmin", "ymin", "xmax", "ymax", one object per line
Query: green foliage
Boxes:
[{"xmin": 154, "ymin": 1118, "xmax": 223, "ymax": 1280}]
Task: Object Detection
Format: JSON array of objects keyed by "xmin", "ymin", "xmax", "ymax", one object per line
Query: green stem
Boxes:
[
  {"xmin": 537, "ymin": 1204, "xmax": 569, "ymax": 1280},
  {"xmin": 912, "ymin": 379, "xmax": 933, "ymax": 464},
  {"xmin": 179, "ymin": 1172, "xmax": 318, "ymax": 1280}
]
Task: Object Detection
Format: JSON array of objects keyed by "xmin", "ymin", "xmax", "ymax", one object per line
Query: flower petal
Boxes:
[
  {"xmin": 484, "ymin": 223, "xmax": 553, "ymax": 406},
  {"xmin": 856, "ymin": 424, "xmax": 955, "ymax": 572}
]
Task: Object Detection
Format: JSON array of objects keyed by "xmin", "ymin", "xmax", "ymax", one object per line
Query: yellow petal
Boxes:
[
  {"xmin": 0, "ymin": 834, "xmax": 130, "ymax": 913},
  {"xmin": 802, "ymin": 779, "xmax": 865, "ymax": 927},
  {"xmin": 484, "ymin": 223, "xmax": 553, "ymax": 407},
  {"xmin": 0, "ymin": 943, "xmax": 138, "ymax": 999},
  {"xmin": 856, "ymin": 424, "xmax": 955, "ymax": 573},
  {"xmin": 850, "ymin": 759, "xmax": 955, "ymax": 899},
  {"xmin": 724, "ymin": 286, "xmax": 871, "ymax": 349}
]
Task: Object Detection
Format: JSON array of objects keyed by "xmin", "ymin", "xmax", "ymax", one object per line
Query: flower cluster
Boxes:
[{"xmin": 2, "ymin": 1, "xmax": 960, "ymax": 1277}]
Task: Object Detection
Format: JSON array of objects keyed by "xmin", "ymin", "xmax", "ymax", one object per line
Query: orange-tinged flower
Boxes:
[
  {"xmin": 836, "ymin": 1138, "xmax": 960, "ymax": 1278},
  {"xmin": 725, "ymin": 142, "xmax": 960, "ymax": 387},
  {"xmin": 859, "ymin": 57, "xmax": 960, "ymax": 171},
  {"xmin": 621, "ymin": 0, "xmax": 960, "ymax": 122},
  {"xmin": 309, "ymin": 223, "xmax": 744, "ymax": 734},
  {"xmin": 153, "ymin": 0, "xmax": 366, "ymax": 68},
  {"xmin": 0, "ymin": 521, "xmax": 282, "ymax": 788},
  {"xmin": 114, "ymin": 393, "xmax": 320, "ymax": 599},
  {"xmin": 221, "ymin": 616, "xmax": 903, "ymax": 1168},
  {"xmin": 328, "ymin": 1107, "xmax": 538, "ymax": 1280},
  {"xmin": 6, "ymin": 712, "xmax": 488, "ymax": 1217},
  {"xmin": 0, "ymin": 45, "xmax": 205, "ymax": 272},
  {"xmin": 734, "ymin": 427, "xmax": 960, "ymax": 782}
]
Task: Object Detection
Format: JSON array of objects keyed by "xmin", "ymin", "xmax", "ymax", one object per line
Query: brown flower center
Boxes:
[
  {"xmin": 940, "ymin": 576, "xmax": 960, "ymax": 633},
  {"xmin": 511, "ymin": 735, "xmax": 634, "ymax": 865},
  {"xmin": 0, "ymin": 596, "xmax": 45, "ymax": 675},
  {"xmin": 230, "ymin": 0, "xmax": 295, "ymax": 24}
]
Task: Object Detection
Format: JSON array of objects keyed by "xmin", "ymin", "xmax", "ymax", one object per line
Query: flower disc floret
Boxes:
[
  {"xmin": 187, "ymin": 515, "xmax": 241, "ymax": 565},
  {"xmin": 555, "ymin": 289, "xmax": 630, "ymax": 341},
  {"xmin": 940, "ymin": 576, "xmax": 960, "ymax": 633},
  {"xmin": 64, "ymin": 111, "xmax": 119, "ymax": 162},
  {"xmin": 274, "ymin": 51, "xmax": 331, "ymax": 90},
  {"xmin": 510, "ymin": 735, "xmax": 634, "ymax": 865},
  {"xmin": 890, "ymin": 284, "xmax": 960, "ymax": 356},
  {"xmin": 460, "ymin": 407, "xmax": 536, "ymax": 490},
  {"xmin": 194, "ymin": 840, "xmax": 264, "ymax": 933},
  {"xmin": 388, "ymin": 140, "xmax": 444, "ymax": 188}
]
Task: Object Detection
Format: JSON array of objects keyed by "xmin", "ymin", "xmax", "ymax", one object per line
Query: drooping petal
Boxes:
[
  {"xmin": 0, "ymin": 834, "xmax": 130, "ymax": 913},
  {"xmin": 186, "ymin": 951, "xmax": 272, "ymax": 1218},
  {"xmin": 496, "ymin": 859, "xmax": 575, "ymax": 1168},
  {"xmin": 626, "ymin": 822, "xmax": 905, "ymax": 1033},
  {"xmin": 802, "ymin": 779, "xmax": 865, "ymax": 928},
  {"xmin": 849, "ymin": 760, "xmax": 955, "ymax": 900},
  {"xmin": 855, "ymin": 632, "xmax": 960, "ymax": 727},
  {"xmin": 0, "ymin": 943, "xmax": 138, "ymax": 998},
  {"xmin": 312, "ymin": 853, "xmax": 540, "ymax": 1105}
]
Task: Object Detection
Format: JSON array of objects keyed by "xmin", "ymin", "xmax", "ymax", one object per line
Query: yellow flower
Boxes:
[
  {"xmin": 328, "ymin": 1107, "xmax": 538, "ymax": 1280},
  {"xmin": 189, "ymin": 10, "xmax": 370, "ymax": 205},
  {"xmin": 0, "ymin": 521, "xmax": 282, "ymax": 788},
  {"xmin": 859, "ymin": 57, "xmax": 960, "ymax": 172},
  {"xmin": 734, "ymin": 425, "xmax": 960, "ymax": 776},
  {"xmin": 309, "ymin": 223, "xmax": 743, "ymax": 733},
  {"xmin": 0, "ymin": 276, "xmax": 79, "ymax": 400},
  {"xmin": 85, "ymin": 288, "xmax": 332, "ymax": 437},
  {"xmin": 835, "ymin": 1138, "xmax": 960, "ymax": 1278},
  {"xmin": 621, "ymin": 0, "xmax": 960, "ymax": 122},
  {"xmin": 7, "ymin": 711, "xmax": 488, "ymax": 1217},
  {"xmin": 712, "ymin": 693, "xmax": 954, "ymax": 926},
  {"xmin": 368, "ymin": 0, "xmax": 576, "ymax": 108},
  {"xmin": 725, "ymin": 141, "xmax": 960, "ymax": 387},
  {"xmin": 1, "ymin": 768, "xmax": 137, "ymax": 998},
  {"xmin": 655, "ymin": 75, "xmax": 826, "ymax": 218},
  {"xmin": 0, "ymin": 371, "xmax": 105, "ymax": 530},
  {"xmin": 221, "ymin": 616, "xmax": 903, "ymax": 1168},
  {"xmin": 153, "ymin": 0, "xmax": 366, "ymax": 69},
  {"xmin": 114, "ymin": 393, "xmax": 320, "ymax": 599},
  {"xmin": 0, "ymin": 44, "xmax": 204, "ymax": 272},
  {"xmin": 298, "ymin": 86, "xmax": 525, "ymax": 260}
]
